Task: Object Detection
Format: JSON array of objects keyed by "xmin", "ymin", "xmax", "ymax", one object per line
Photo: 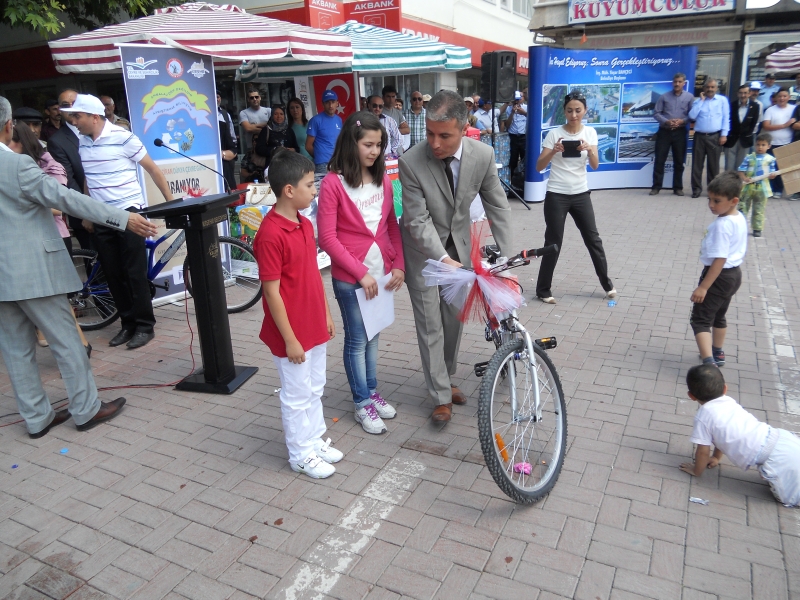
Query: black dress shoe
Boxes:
[
  {"xmin": 109, "ymin": 329, "xmax": 135, "ymax": 347},
  {"xmin": 29, "ymin": 409, "xmax": 70, "ymax": 439},
  {"xmin": 691, "ymin": 191, "xmax": 701, "ymax": 198},
  {"xmin": 674, "ymin": 189, "xmax": 685, "ymax": 196},
  {"xmin": 77, "ymin": 398, "xmax": 126, "ymax": 431},
  {"xmin": 85, "ymin": 344, "xmax": 92, "ymax": 359},
  {"xmin": 126, "ymin": 331, "xmax": 154, "ymax": 350}
]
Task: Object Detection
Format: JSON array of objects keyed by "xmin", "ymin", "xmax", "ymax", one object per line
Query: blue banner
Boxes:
[
  {"xmin": 120, "ymin": 44, "xmax": 223, "ymax": 204},
  {"xmin": 525, "ymin": 45, "xmax": 697, "ymax": 202}
]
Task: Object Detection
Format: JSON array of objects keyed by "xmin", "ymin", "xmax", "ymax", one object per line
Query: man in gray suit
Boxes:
[
  {"xmin": 0, "ymin": 96, "xmax": 158, "ymax": 438},
  {"xmin": 400, "ymin": 90, "xmax": 513, "ymax": 423}
]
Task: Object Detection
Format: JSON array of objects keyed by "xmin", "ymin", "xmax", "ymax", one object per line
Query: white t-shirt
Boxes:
[
  {"xmin": 764, "ymin": 105, "xmax": 795, "ymax": 146},
  {"xmin": 690, "ymin": 395, "xmax": 769, "ymax": 470},
  {"xmin": 699, "ymin": 211, "xmax": 747, "ymax": 268},
  {"xmin": 543, "ymin": 125, "xmax": 598, "ymax": 195},
  {"xmin": 341, "ymin": 177, "xmax": 385, "ymax": 278}
]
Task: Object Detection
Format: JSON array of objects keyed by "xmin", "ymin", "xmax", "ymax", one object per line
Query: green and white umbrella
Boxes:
[{"xmin": 238, "ymin": 20, "xmax": 471, "ymax": 81}]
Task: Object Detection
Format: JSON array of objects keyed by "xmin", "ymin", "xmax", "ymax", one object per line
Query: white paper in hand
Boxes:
[{"xmin": 355, "ymin": 272, "xmax": 395, "ymax": 341}]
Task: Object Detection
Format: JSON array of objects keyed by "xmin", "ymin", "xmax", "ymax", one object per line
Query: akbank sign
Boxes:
[{"xmin": 569, "ymin": 0, "xmax": 735, "ymax": 23}]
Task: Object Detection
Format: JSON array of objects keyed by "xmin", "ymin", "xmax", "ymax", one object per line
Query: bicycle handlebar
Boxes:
[{"xmin": 520, "ymin": 244, "xmax": 559, "ymax": 259}]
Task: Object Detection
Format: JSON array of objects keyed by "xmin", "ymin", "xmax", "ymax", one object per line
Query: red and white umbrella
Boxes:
[
  {"xmin": 765, "ymin": 43, "xmax": 800, "ymax": 74},
  {"xmin": 48, "ymin": 2, "xmax": 353, "ymax": 73}
]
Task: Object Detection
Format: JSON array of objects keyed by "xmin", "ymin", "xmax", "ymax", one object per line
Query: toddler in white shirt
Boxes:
[{"xmin": 680, "ymin": 364, "xmax": 800, "ymax": 507}]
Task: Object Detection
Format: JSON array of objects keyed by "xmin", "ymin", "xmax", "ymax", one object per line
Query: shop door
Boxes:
[{"xmin": 694, "ymin": 53, "xmax": 732, "ymax": 97}]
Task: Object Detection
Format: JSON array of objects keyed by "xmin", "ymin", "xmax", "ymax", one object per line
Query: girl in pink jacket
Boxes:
[{"xmin": 317, "ymin": 112, "xmax": 405, "ymax": 434}]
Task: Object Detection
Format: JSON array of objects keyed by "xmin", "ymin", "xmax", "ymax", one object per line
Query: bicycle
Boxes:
[
  {"xmin": 472, "ymin": 243, "xmax": 567, "ymax": 504},
  {"xmin": 71, "ymin": 229, "xmax": 261, "ymax": 331}
]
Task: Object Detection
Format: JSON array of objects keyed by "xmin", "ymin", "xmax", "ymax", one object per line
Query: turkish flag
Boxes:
[{"xmin": 311, "ymin": 73, "xmax": 360, "ymax": 121}]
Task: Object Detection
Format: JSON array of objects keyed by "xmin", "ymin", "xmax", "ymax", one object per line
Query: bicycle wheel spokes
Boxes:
[
  {"xmin": 71, "ymin": 250, "xmax": 119, "ymax": 330},
  {"xmin": 479, "ymin": 340, "xmax": 567, "ymax": 503},
  {"xmin": 219, "ymin": 239, "xmax": 262, "ymax": 313}
]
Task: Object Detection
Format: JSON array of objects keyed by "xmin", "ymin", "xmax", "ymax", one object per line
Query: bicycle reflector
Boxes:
[{"xmin": 535, "ymin": 337, "xmax": 558, "ymax": 350}]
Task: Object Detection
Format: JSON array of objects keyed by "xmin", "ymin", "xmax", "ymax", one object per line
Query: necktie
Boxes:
[{"xmin": 443, "ymin": 156, "xmax": 455, "ymax": 198}]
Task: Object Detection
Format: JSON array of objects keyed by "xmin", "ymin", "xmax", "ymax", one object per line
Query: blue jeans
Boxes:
[{"xmin": 332, "ymin": 278, "xmax": 378, "ymax": 406}]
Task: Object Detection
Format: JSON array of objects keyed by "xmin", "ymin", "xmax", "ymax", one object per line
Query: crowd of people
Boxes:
[
  {"xmin": 2, "ymin": 80, "xmax": 798, "ymax": 506},
  {"xmin": 652, "ymin": 72, "xmax": 800, "ymax": 219}
]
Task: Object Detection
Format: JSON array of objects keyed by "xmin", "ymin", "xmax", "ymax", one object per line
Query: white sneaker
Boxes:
[
  {"xmin": 355, "ymin": 402, "xmax": 387, "ymax": 435},
  {"xmin": 291, "ymin": 453, "xmax": 335, "ymax": 479},
  {"xmin": 369, "ymin": 392, "xmax": 397, "ymax": 419},
  {"xmin": 538, "ymin": 296, "xmax": 557, "ymax": 304},
  {"xmin": 313, "ymin": 438, "xmax": 343, "ymax": 463},
  {"xmin": 606, "ymin": 288, "xmax": 617, "ymax": 299}
]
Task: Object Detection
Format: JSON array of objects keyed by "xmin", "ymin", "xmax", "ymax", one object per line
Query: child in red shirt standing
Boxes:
[{"xmin": 254, "ymin": 150, "xmax": 341, "ymax": 479}]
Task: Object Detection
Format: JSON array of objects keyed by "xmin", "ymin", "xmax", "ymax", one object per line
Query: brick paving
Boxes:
[{"xmin": 1, "ymin": 180, "xmax": 799, "ymax": 599}]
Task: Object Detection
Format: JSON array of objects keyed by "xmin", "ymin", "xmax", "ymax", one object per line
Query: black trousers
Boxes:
[
  {"xmin": 92, "ymin": 209, "xmax": 155, "ymax": 333},
  {"xmin": 691, "ymin": 132, "xmax": 722, "ymax": 194},
  {"xmin": 67, "ymin": 215, "xmax": 94, "ymax": 252},
  {"xmin": 508, "ymin": 133, "xmax": 526, "ymax": 178},
  {"xmin": 536, "ymin": 190, "xmax": 614, "ymax": 298},
  {"xmin": 690, "ymin": 266, "xmax": 742, "ymax": 334},
  {"xmin": 652, "ymin": 127, "xmax": 687, "ymax": 191}
]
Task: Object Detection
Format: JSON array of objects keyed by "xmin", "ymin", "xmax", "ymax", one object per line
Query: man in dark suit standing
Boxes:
[
  {"xmin": 399, "ymin": 90, "xmax": 513, "ymax": 423},
  {"xmin": 46, "ymin": 88, "xmax": 92, "ymax": 251},
  {"xmin": 724, "ymin": 83, "xmax": 762, "ymax": 172}
]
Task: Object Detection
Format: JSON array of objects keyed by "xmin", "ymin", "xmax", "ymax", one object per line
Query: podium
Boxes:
[{"xmin": 140, "ymin": 193, "xmax": 258, "ymax": 394}]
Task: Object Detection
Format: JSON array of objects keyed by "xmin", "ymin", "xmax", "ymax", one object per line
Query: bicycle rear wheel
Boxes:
[
  {"xmin": 71, "ymin": 249, "xmax": 119, "ymax": 331},
  {"xmin": 478, "ymin": 339, "xmax": 567, "ymax": 504},
  {"xmin": 183, "ymin": 236, "xmax": 262, "ymax": 314}
]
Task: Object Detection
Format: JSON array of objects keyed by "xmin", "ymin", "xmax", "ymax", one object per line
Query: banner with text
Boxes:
[
  {"xmin": 568, "ymin": 0, "xmax": 734, "ymax": 24},
  {"xmin": 525, "ymin": 45, "xmax": 697, "ymax": 202},
  {"xmin": 121, "ymin": 44, "xmax": 222, "ymax": 289}
]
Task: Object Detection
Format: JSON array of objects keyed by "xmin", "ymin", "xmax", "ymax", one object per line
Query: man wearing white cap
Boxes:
[{"xmin": 61, "ymin": 94, "xmax": 174, "ymax": 350}]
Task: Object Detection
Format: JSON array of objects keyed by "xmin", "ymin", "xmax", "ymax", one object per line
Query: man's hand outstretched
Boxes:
[{"xmin": 126, "ymin": 213, "xmax": 158, "ymax": 238}]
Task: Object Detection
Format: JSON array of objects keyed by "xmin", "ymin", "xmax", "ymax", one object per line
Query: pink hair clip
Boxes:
[{"xmin": 356, "ymin": 120, "xmax": 361, "ymax": 126}]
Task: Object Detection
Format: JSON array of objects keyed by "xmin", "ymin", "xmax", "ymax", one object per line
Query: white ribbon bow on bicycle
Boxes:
[{"xmin": 421, "ymin": 223, "xmax": 524, "ymax": 323}]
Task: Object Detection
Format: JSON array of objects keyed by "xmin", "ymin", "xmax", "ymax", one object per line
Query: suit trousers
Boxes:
[
  {"xmin": 0, "ymin": 295, "xmax": 101, "ymax": 434},
  {"xmin": 652, "ymin": 127, "xmax": 687, "ymax": 191},
  {"xmin": 92, "ymin": 211, "xmax": 156, "ymax": 334},
  {"xmin": 272, "ymin": 343, "xmax": 327, "ymax": 464},
  {"xmin": 724, "ymin": 140, "xmax": 750, "ymax": 173},
  {"xmin": 691, "ymin": 132, "xmax": 722, "ymax": 194},
  {"xmin": 536, "ymin": 190, "xmax": 614, "ymax": 299},
  {"xmin": 407, "ymin": 281, "xmax": 464, "ymax": 407}
]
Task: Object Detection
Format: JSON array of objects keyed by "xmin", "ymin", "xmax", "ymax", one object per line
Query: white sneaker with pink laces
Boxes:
[
  {"xmin": 369, "ymin": 392, "xmax": 397, "ymax": 419},
  {"xmin": 355, "ymin": 402, "xmax": 387, "ymax": 434}
]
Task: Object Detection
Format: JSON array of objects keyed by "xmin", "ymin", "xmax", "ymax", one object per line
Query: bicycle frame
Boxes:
[
  {"xmin": 145, "ymin": 229, "xmax": 186, "ymax": 286},
  {"xmin": 492, "ymin": 310, "xmax": 542, "ymax": 424}
]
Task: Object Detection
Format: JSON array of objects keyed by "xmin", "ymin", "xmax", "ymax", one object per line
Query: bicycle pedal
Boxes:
[
  {"xmin": 474, "ymin": 361, "xmax": 489, "ymax": 377},
  {"xmin": 535, "ymin": 337, "xmax": 557, "ymax": 350}
]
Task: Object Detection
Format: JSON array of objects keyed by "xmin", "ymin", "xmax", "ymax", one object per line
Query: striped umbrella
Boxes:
[
  {"xmin": 48, "ymin": 2, "xmax": 353, "ymax": 74},
  {"xmin": 238, "ymin": 20, "xmax": 471, "ymax": 81},
  {"xmin": 765, "ymin": 43, "xmax": 800, "ymax": 73}
]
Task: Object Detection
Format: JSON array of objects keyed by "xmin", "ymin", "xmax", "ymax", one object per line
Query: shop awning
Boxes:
[
  {"xmin": 238, "ymin": 20, "xmax": 471, "ymax": 81},
  {"xmin": 765, "ymin": 43, "xmax": 800, "ymax": 73},
  {"xmin": 48, "ymin": 2, "xmax": 353, "ymax": 74}
]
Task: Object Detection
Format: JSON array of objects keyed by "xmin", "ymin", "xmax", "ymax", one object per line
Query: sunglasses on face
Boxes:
[
  {"xmin": 59, "ymin": 102, "xmax": 73, "ymax": 108},
  {"xmin": 248, "ymin": 96, "xmax": 260, "ymax": 100},
  {"xmin": 372, "ymin": 103, "xmax": 384, "ymax": 109},
  {"xmin": 412, "ymin": 97, "xmax": 423, "ymax": 101}
]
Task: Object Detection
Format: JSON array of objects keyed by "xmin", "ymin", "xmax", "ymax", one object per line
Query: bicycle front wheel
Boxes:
[
  {"xmin": 478, "ymin": 339, "xmax": 567, "ymax": 504},
  {"xmin": 184, "ymin": 236, "xmax": 262, "ymax": 314},
  {"xmin": 71, "ymin": 249, "xmax": 119, "ymax": 331}
]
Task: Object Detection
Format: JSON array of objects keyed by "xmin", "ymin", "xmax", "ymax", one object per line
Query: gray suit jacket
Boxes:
[
  {"xmin": 399, "ymin": 137, "xmax": 513, "ymax": 290},
  {"xmin": 0, "ymin": 150, "xmax": 130, "ymax": 301}
]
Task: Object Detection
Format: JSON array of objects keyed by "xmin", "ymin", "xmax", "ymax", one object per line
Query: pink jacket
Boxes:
[{"xmin": 317, "ymin": 172, "xmax": 405, "ymax": 284}]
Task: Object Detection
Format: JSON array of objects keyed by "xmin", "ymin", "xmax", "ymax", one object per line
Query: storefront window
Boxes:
[
  {"xmin": 743, "ymin": 32, "xmax": 800, "ymax": 89},
  {"xmin": 694, "ymin": 54, "xmax": 731, "ymax": 97}
]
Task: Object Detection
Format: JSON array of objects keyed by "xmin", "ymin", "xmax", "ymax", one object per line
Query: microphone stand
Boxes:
[{"xmin": 153, "ymin": 139, "xmax": 232, "ymax": 194}]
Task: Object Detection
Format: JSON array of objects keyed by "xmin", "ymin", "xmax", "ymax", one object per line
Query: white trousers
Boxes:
[
  {"xmin": 272, "ymin": 343, "xmax": 327, "ymax": 464},
  {"xmin": 759, "ymin": 428, "xmax": 800, "ymax": 507}
]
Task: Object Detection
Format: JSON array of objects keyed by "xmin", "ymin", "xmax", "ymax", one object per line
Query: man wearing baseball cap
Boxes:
[
  {"xmin": 305, "ymin": 89, "xmax": 343, "ymax": 186},
  {"xmin": 61, "ymin": 94, "xmax": 174, "ymax": 350},
  {"xmin": 502, "ymin": 90, "xmax": 528, "ymax": 184}
]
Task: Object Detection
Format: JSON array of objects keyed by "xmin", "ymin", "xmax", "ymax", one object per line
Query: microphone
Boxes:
[{"xmin": 153, "ymin": 138, "xmax": 231, "ymax": 194}]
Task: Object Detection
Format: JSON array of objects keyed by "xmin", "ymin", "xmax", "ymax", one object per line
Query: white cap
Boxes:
[
  {"xmin": 59, "ymin": 94, "xmax": 105, "ymax": 116},
  {"xmin": 464, "ymin": 96, "xmax": 474, "ymax": 104},
  {"xmin": 515, "ymin": 91, "xmax": 523, "ymax": 100},
  {"xmin": 422, "ymin": 94, "xmax": 431, "ymax": 101}
]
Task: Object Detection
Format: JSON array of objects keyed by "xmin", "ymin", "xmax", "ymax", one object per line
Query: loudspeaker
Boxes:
[{"xmin": 480, "ymin": 51, "xmax": 517, "ymax": 104}]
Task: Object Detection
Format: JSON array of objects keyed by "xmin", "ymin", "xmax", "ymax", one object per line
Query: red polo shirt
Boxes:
[{"xmin": 253, "ymin": 209, "xmax": 329, "ymax": 358}]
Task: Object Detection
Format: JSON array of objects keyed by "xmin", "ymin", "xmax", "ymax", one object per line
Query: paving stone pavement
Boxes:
[{"xmin": 1, "ymin": 183, "xmax": 799, "ymax": 600}]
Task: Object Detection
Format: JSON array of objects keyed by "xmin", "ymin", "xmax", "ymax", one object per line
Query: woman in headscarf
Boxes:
[{"xmin": 254, "ymin": 105, "xmax": 300, "ymax": 169}]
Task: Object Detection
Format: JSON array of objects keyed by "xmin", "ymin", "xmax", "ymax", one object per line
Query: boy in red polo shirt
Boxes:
[{"xmin": 254, "ymin": 150, "xmax": 341, "ymax": 479}]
